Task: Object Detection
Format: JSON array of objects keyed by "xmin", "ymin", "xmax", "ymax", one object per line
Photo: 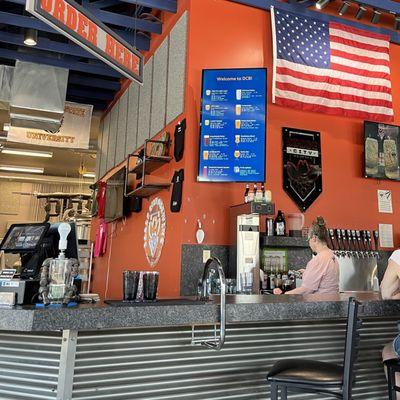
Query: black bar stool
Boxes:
[
  {"xmin": 267, "ymin": 298, "xmax": 361, "ymax": 400},
  {"xmin": 384, "ymin": 358, "xmax": 400, "ymax": 399}
]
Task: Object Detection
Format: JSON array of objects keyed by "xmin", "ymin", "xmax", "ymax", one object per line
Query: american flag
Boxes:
[{"xmin": 271, "ymin": 8, "xmax": 394, "ymax": 122}]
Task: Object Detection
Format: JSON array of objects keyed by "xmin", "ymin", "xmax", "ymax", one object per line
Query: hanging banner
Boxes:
[
  {"xmin": 25, "ymin": 0, "xmax": 143, "ymax": 83},
  {"xmin": 282, "ymin": 127, "xmax": 322, "ymax": 211},
  {"xmin": 7, "ymin": 102, "xmax": 92, "ymax": 149}
]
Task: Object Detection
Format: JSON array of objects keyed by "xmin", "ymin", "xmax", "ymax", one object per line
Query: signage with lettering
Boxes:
[
  {"xmin": 26, "ymin": 0, "xmax": 143, "ymax": 83},
  {"xmin": 8, "ymin": 102, "xmax": 92, "ymax": 149},
  {"xmin": 282, "ymin": 127, "xmax": 323, "ymax": 211}
]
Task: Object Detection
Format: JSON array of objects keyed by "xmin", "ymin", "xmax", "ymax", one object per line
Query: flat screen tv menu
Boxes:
[{"xmin": 198, "ymin": 68, "xmax": 266, "ymax": 182}]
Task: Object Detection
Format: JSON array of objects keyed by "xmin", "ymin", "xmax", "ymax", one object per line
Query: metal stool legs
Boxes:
[
  {"xmin": 388, "ymin": 364, "xmax": 397, "ymax": 400},
  {"xmin": 271, "ymin": 382, "xmax": 278, "ymax": 400},
  {"xmin": 280, "ymin": 386, "xmax": 287, "ymax": 400}
]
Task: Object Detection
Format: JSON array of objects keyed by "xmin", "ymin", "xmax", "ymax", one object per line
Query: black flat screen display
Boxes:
[{"xmin": 364, "ymin": 121, "xmax": 400, "ymax": 181}]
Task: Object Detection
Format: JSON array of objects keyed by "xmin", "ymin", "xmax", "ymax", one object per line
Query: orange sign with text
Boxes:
[{"xmin": 26, "ymin": 0, "xmax": 143, "ymax": 83}]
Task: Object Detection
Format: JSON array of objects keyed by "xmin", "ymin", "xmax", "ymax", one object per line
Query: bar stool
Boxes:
[
  {"xmin": 267, "ymin": 297, "xmax": 361, "ymax": 400},
  {"xmin": 384, "ymin": 358, "xmax": 400, "ymax": 399}
]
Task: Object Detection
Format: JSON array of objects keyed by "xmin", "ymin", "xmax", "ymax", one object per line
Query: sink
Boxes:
[{"xmin": 105, "ymin": 298, "xmax": 209, "ymax": 307}]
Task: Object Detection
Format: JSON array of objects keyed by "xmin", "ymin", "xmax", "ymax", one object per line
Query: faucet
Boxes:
[{"xmin": 198, "ymin": 257, "xmax": 226, "ymax": 350}]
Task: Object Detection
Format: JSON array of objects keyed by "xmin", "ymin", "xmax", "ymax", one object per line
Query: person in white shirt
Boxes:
[{"xmin": 381, "ymin": 249, "xmax": 400, "ymax": 399}]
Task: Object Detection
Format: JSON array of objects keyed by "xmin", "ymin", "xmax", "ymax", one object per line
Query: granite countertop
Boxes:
[{"xmin": 0, "ymin": 292, "xmax": 399, "ymax": 332}]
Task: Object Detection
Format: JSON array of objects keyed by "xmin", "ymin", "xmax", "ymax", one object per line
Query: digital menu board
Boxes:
[{"xmin": 198, "ymin": 68, "xmax": 267, "ymax": 182}]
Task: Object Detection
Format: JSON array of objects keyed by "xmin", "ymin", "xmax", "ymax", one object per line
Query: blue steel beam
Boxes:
[
  {"xmin": 68, "ymin": 87, "xmax": 115, "ymax": 100},
  {"xmin": 89, "ymin": 0, "xmax": 121, "ymax": 8},
  {"xmin": 0, "ymin": 11, "xmax": 150, "ymax": 50},
  {"xmin": 66, "ymin": 95, "xmax": 107, "ymax": 109},
  {"xmin": 118, "ymin": 0, "xmax": 177, "ymax": 13},
  {"xmin": 0, "ymin": 31, "xmax": 98, "ymax": 59},
  {"xmin": 86, "ymin": 7, "xmax": 162, "ymax": 34},
  {"xmin": 68, "ymin": 74, "xmax": 120, "ymax": 91},
  {"xmin": 0, "ymin": 48, "xmax": 122, "ymax": 77},
  {"xmin": 229, "ymin": 0, "xmax": 400, "ymax": 44}
]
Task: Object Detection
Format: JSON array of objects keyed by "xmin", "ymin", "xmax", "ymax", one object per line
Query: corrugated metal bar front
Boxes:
[
  {"xmin": 73, "ymin": 318, "xmax": 398, "ymax": 400},
  {"xmin": 0, "ymin": 331, "xmax": 62, "ymax": 400}
]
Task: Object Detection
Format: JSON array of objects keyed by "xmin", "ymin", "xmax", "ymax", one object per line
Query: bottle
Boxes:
[
  {"xmin": 244, "ymin": 184, "xmax": 250, "ymax": 203},
  {"xmin": 274, "ymin": 210, "xmax": 286, "ymax": 236}
]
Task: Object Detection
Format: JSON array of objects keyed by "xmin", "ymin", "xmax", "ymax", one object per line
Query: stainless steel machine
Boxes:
[
  {"xmin": 328, "ymin": 228, "xmax": 379, "ymax": 292},
  {"xmin": 229, "ymin": 202, "xmax": 274, "ymax": 294}
]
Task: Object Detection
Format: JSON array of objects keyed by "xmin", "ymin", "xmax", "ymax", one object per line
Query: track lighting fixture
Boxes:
[
  {"xmin": 23, "ymin": 28, "xmax": 37, "ymax": 46},
  {"xmin": 355, "ymin": 5, "xmax": 367, "ymax": 20},
  {"xmin": 315, "ymin": 0, "xmax": 330, "ymax": 10},
  {"xmin": 338, "ymin": 1, "xmax": 350, "ymax": 16},
  {"xmin": 371, "ymin": 9, "xmax": 381, "ymax": 24}
]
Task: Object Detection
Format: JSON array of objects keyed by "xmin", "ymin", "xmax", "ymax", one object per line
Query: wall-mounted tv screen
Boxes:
[
  {"xmin": 197, "ymin": 68, "xmax": 267, "ymax": 182},
  {"xmin": 364, "ymin": 121, "xmax": 400, "ymax": 181},
  {"xmin": 104, "ymin": 167, "xmax": 126, "ymax": 223}
]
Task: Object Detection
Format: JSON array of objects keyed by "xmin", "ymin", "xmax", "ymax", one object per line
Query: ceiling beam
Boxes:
[
  {"xmin": 86, "ymin": 7, "xmax": 162, "ymax": 34},
  {"xmin": 229, "ymin": 0, "xmax": 400, "ymax": 44},
  {"xmin": 118, "ymin": 0, "xmax": 177, "ymax": 13},
  {"xmin": 68, "ymin": 74, "xmax": 120, "ymax": 91},
  {"xmin": 88, "ymin": 0, "xmax": 121, "ymax": 8},
  {"xmin": 0, "ymin": 47, "xmax": 122, "ymax": 77},
  {"xmin": 0, "ymin": 30, "xmax": 98, "ymax": 59},
  {"xmin": 66, "ymin": 95, "xmax": 107, "ymax": 109},
  {"xmin": 0, "ymin": 11, "xmax": 150, "ymax": 50},
  {"xmin": 68, "ymin": 87, "xmax": 115, "ymax": 101}
]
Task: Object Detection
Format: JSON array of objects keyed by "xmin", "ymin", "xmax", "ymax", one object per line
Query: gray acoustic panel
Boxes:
[
  {"xmin": 125, "ymin": 83, "xmax": 139, "ymax": 156},
  {"xmin": 95, "ymin": 119, "xmax": 103, "ymax": 179},
  {"xmin": 99, "ymin": 113, "xmax": 110, "ymax": 178},
  {"xmin": 107, "ymin": 101, "xmax": 119, "ymax": 171},
  {"xmin": 115, "ymin": 90, "xmax": 128, "ymax": 164},
  {"xmin": 150, "ymin": 37, "xmax": 168, "ymax": 137},
  {"xmin": 166, "ymin": 12, "xmax": 187, "ymax": 124},
  {"xmin": 137, "ymin": 57, "xmax": 153, "ymax": 147}
]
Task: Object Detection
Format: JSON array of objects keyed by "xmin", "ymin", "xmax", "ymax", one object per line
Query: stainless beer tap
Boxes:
[
  {"xmin": 362, "ymin": 230, "xmax": 372, "ymax": 257},
  {"xmin": 329, "ymin": 229, "xmax": 339, "ymax": 256},
  {"xmin": 346, "ymin": 229, "xmax": 356, "ymax": 258},
  {"xmin": 335, "ymin": 229, "xmax": 345, "ymax": 257},
  {"xmin": 351, "ymin": 230, "xmax": 360, "ymax": 258},
  {"xmin": 366, "ymin": 231, "xmax": 373, "ymax": 257},
  {"xmin": 356, "ymin": 230, "xmax": 365, "ymax": 258},
  {"xmin": 373, "ymin": 230, "xmax": 380, "ymax": 258},
  {"xmin": 341, "ymin": 228, "xmax": 351, "ymax": 258}
]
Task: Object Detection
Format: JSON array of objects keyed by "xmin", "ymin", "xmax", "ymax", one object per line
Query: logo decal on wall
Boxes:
[{"xmin": 144, "ymin": 197, "xmax": 166, "ymax": 267}]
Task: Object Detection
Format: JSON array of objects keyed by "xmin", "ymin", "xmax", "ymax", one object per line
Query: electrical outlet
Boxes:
[{"xmin": 203, "ymin": 249, "xmax": 211, "ymax": 263}]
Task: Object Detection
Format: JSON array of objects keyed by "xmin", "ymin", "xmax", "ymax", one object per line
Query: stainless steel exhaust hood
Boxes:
[{"xmin": 10, "ymin": 61, "xmax": 69, "ymax": 132}]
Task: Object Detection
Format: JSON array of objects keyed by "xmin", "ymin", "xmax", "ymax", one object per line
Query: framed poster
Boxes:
[
  {"xmin": 364, "ymin": 121, "xmax": 400, "ymax": 181},
  {"xmin": 282, "ymin": 127, "xmax": 322, "ymax": 211},
  {"xmin": 197, "ymin": 68, "xmax": 266, "ymax": 182}
]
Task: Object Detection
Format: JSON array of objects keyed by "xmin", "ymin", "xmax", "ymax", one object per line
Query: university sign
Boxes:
[{"xmin": 26, "ymin": 0, "xmax": 144, "ymax": 83}]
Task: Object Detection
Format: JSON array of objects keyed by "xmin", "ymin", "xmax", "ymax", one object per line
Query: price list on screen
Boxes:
[{"xmin": 198, "ymin": 68, "xmax": 266, "ymax": 182}]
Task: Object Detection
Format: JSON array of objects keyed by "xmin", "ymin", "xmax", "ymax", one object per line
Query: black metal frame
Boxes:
[
  {"xmin": 384, "ymin": 358, "xmax": 400, "ymax": 400},
  {"xmin": 268, "ymin": 298, "xmax": 361, "ymax": 400}
]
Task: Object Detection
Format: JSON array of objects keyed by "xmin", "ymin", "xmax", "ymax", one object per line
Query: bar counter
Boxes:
[
  {"xmin": 0, "ymin": 293, "xmax": 398, "ymax": 400},
  {"xmin": 0, "ymin": 292, "xmax": 400, "ymax": 331}
]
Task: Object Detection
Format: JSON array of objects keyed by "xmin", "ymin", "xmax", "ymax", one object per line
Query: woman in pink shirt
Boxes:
[{"xmin": 274, "ymin": 217, "xmax": 339, "ymax": 295}]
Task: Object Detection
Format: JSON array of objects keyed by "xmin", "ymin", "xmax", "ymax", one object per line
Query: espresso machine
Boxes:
[{"xmin": 229, "ymin": 202, "xmax": 274, "ymax": 293}]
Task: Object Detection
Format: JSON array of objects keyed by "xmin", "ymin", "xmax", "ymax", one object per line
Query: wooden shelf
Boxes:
[
  {"xmin": 130, "ymin": 155, "xmax": 172, "ymax": 175},
  {"xmin": 260, "ymin": 235, "xmax": 309, "ymax": 248},
  {"xmin": 126, "ymin": 183, "xmax": 171, "ymax": 198}
]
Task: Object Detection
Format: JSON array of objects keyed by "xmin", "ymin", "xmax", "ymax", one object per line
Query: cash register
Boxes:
[{"xmin": 0, "ymin": 222, "xmax": 79, "ymax": 304}]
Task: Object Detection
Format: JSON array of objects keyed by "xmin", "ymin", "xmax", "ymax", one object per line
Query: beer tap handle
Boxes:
[
  {"xmin": 373, "ymin": 230, "xmax": 380, "ymax": 258},
  {"xmin": 336, "ymin": 229, "xmax": 344, "ymax": 257},
  {"xmin": 326, "ymin": 227, "xmax": 334, "ymax": 250},
  {"xmin": 329, "ymin": 229, "xmax": 338, "ymax": 254},
  {"xmin": 341, "ymin": 229, "xmax": 350, "ymax": 256},
  {"xmin": 346, "ymin": 229, "xmax": 355, "ymax": 257},
  {"xmin": 351, "ymin": 230, "xmax": 360, "ymax": 258},
  {"xmin": 361, "ymin": 230, "xmax": 370, "ymax": 256},
  {"xmin": 356, "ymin": 230, "xmax": 365, "ymax": 257}
]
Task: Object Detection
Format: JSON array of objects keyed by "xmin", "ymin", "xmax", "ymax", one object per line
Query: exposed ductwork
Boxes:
[{"xmin": 10, "ymin": 61, "xmax": 68, "ymax": 132}]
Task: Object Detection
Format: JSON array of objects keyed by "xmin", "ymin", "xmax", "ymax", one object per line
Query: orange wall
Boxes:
[
  {"xmin": 92, "ymin": 0, "xmax": 400, "ymax": 300},
  {"xmin": 182, "ymin": 0, "xmax": 400, "ymax": 245}
]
